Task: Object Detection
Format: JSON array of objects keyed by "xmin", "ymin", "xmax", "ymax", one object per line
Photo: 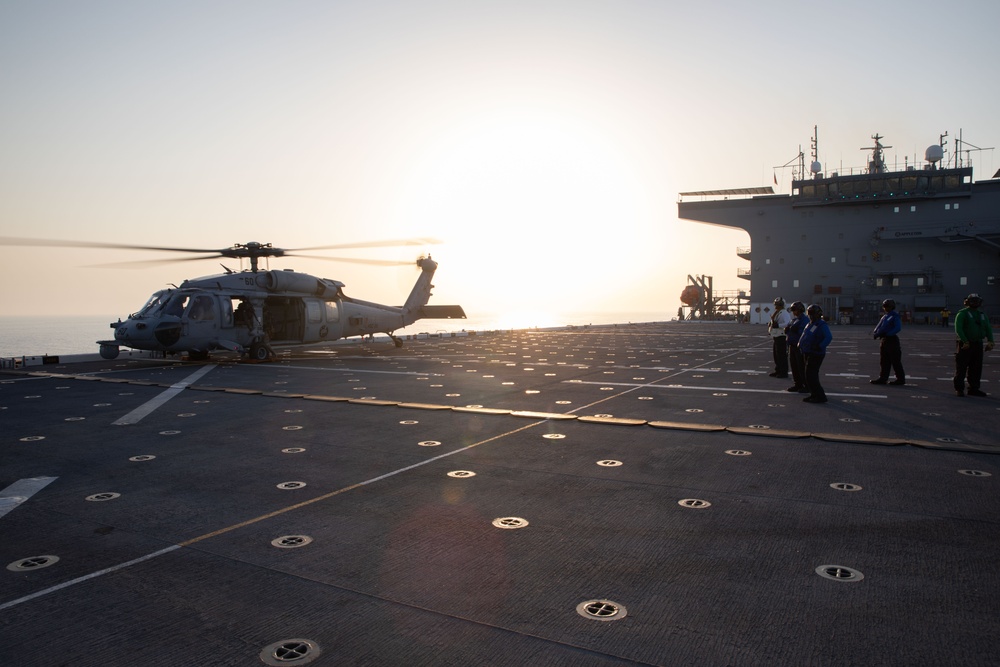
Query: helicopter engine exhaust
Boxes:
[{"xmin": 260, "ymin": 270, "xmax": 340, "ymax": 298}]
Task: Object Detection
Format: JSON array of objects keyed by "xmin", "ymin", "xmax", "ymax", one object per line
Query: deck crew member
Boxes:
[
  {"xmin": 768, "ymin": 297, "xmax": 791, "ymax": 378},
  {"xmin": 870, "ymin": 299, "xmax": 905, "ymax": 385},
  {"xmin": 954, "ymin": 293, "xmax": 994, "ymax": 397},
  {"xmin": 784, "ymin": 301, "xmax": 808, "ymax": 393},
  {"xmin": 799, "ymin": 304, "xmax": 832, "ymax": 404}
]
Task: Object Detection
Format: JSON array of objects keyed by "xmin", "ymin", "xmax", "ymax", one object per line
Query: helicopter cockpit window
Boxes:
[
  {"xmin": 163, "ymin": 294, "xmax": 189, "ymax": 318},
  {"xmin": 187, "ymin": 295, "xmax": 216, "ymax": 321},
  {"xmin": 137, "ymin": 290, "xmax": 172, "ymax": 317}
]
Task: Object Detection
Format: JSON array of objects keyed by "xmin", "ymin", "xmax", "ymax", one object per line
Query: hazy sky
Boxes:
[{"xmin": 2, "ymin": 0, "xmax": 998, "ymax": 323}]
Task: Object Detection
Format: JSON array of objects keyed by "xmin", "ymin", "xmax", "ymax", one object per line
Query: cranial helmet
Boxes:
[
  {"xmin": 790, "ymin": 301, "xmax": 806, "ymax": 313},
  {"xmin": 882, "ymin": 299, "xmax": 896, "ymax": 310},
  {"xmin": 807, "ymin": 304, "xmax": 823, "ymax": 318},
  {"xmin": 773, "ymin": 297, "xmax": 785, "ymax": 308},
  {"xmin": 965, "ymin": 293, "xmax": 983, "ymax": 308}
]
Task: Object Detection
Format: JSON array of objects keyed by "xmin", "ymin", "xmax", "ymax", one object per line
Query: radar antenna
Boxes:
[
  {"xmin": 953, "ymin": 129, "xmax": 995, "ymax": 169},
  {"xmin": 861, "ymin": 133, "xmax": 892, "ymax": 175},
  {"xmin": 809, "ymin": 125, "xmax": 822, "ymax": 179}
]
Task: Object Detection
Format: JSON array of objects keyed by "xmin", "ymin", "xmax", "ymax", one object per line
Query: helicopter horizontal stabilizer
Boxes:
[{"xmin": 417, "ymin": 305, "xmax": 467, "ymax": 319}]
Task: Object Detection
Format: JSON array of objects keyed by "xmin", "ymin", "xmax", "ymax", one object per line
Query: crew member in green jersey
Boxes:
[{"xmin": 954, "ymin": 293, "xmax": 995, "ymax": 397}]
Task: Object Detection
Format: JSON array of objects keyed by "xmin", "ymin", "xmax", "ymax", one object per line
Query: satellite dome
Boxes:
[
  {"xmin": 810, "ymin": 160, "xmax": 822, "ymax": 174},
  {"xmin": 925, "ymin": 144, "xmax": 944, "ymax": 164}
]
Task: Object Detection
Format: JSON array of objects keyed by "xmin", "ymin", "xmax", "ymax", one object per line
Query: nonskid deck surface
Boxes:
[{"xmin": 1, "ymin": 322, "xmax": 997, "ymax": 666}]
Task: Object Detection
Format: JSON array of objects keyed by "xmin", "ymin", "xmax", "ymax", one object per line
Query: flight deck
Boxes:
[{"xmin": 1, "ymin": 322, "xmax": 997, "ymax": 666}]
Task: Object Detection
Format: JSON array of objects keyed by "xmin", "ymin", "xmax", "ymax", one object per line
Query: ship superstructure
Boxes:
[{"xmin": 678, "ymin": 129, "xmax": 999, "ymax": 324}]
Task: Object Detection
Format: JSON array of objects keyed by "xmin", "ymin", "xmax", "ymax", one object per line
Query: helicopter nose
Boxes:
[
  {"xmin": 154, "ymin": 321, "xmax": 182, "ymax": 347},
  {"xmin": 115, "ymin": 319, "xmax": 152, "ymax": 344}
]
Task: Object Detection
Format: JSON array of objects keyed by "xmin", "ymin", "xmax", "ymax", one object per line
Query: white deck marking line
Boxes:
[
  {"xmin": 566, "ymin": 345, "xmax": 759, "ymax": 414},
  {"xmin": 565, "ymin": 380, "xmax": 885, "ymax": 399},
  {"xmin": 0, "ymin": 420, "xmax": 542, "ymax": 611},
  {"xmin": 0, "ymin": 546, "xmax": 181, "ymax": 612},
  {"xmin": 239, "ymin": 364, "xmax": 442, "ymax": 377},
  {"xmin": 0, "ymin": 476, "xmax": 57, "ymax": 520},
  {"xmin": 112, "ymin": 365, "xmax": 217, "ymax": 425}
]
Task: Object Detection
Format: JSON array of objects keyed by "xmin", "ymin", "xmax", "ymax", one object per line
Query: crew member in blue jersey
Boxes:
[
  {"xmin": 870, "ymin": 299, "xmax": 905, "ymax": 385},
  {"xmin": 799, "ymin": 304, "xmax": 832, "ymax": 403},
  {"xmin": 954, "ymin": 293, "xmax": 995, "ymax": 397},
  {"xmin": 784, "ymin": 301, "xmax": 809, "ymax": 393}
]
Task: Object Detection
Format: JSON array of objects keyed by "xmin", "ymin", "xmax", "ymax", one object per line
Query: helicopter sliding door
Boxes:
[
  {"xmin": 301, "ymin": 298, "xmax": 343, "ymax": 342},
  {"xmin": 182, "ymin": 294, "xmax": 220, "ymax": 351},
  {"xmin": 263, "ymin": 297, "xmax": 305, "ymax": 343}
]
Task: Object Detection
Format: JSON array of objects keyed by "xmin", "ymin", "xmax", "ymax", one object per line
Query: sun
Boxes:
[{"xmin": 396, "ymin": 106, "xmax": 650, "ymax": 313}]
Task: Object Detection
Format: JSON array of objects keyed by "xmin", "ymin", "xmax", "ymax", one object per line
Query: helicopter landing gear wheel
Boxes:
[
  {"xmin": 249, "ymin": 343, "xmax": 271, "ymax": 361},
  {"xmin": 99, "ymin": 344, "xmax": 120, "ymax": 360},
  {"xmin": 391, "ymin": 335, "xmax": 403, "ymax": 348}
]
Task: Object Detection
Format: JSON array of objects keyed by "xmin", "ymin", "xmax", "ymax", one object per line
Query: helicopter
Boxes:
[{"xmin": 1, "ymin": 237, "xmax": 466, "ymax": 361}]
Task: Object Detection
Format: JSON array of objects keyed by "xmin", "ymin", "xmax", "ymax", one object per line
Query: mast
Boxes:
[{"xmin": 862, "ymin": 133, "xmax": 892, "ymax": 174}]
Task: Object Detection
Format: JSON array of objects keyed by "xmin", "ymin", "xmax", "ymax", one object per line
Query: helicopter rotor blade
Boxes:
[
  {"xmin": 0, "ymin": 236, "xmax": 232, "ymax": 255},
  {"xmin": 83, "ymin": 255, "xmax": 224, "ymax": 269},
  {"xmin": 285, "ymin": 254, "xmax": 417, "ymax": 266},
  {"xmin": 289, "ymin": 237, "xmax": 442, "ymax": 252},
  {"xmin": 2, "ymin": 236, "xmax": 436, "ymax": 269}
]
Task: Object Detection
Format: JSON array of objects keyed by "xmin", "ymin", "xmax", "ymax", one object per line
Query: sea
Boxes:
[{"xmin": 0, "ymin": 311, "xmax": 671, "ymax": 358}]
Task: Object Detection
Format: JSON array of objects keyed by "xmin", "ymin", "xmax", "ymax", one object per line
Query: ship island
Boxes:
[{"xmin": 677, "ymin": 128, "xmax": 998, "ymax": 325}]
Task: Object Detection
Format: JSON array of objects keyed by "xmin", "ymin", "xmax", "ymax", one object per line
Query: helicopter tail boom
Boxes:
[{"xmin": 400, "ymin": 256, "xmax": 465, "ymax": 326}]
